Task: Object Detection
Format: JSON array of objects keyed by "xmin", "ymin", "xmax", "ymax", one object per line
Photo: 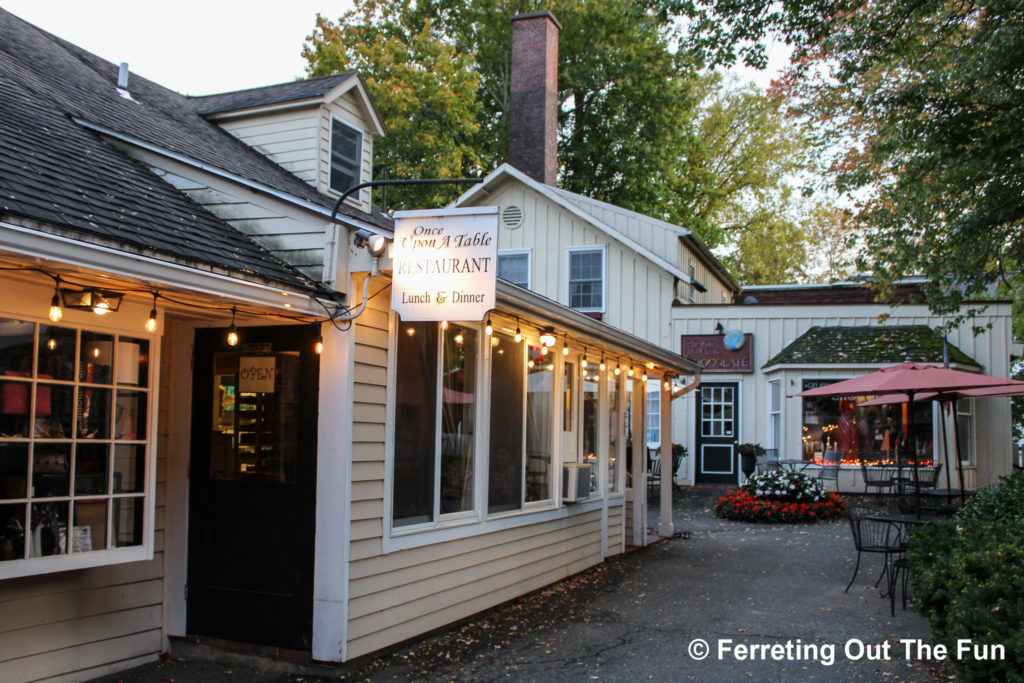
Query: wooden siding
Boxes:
[
  {"xmin": 346, "ymin": 512, "xmax": 604, "ymax": 660},
  {"xmin": 215, "ymin": 108, "xmax": 320, "ymax": 185},
  {"xmin": 0, "ymin": 322, "xmax": 171, "ymax": 682},
  {"xmin": 483, "ymin": 179, "xmax": 676, "ymax": 350},
  {"xmin": 607, "ymin": 504, "xmax": 624, "ymax": 556},
  {"xmin": 319, "ymin": 97, "xmax": 375, "ymax": 213},
  {"xmin": 344, "ymin": 284, "xmax": 613, "ymax": 660},
  {"xmin": 149, "ymin": 166, "xmax": 329, "ymax": 282},
  {"xmin": 678, "ymin": 242, "xmax": 732, "ymax": 305},
  {"xmin": 672, "ymin": 303, "xmax": 1015, "ymax": 488}
]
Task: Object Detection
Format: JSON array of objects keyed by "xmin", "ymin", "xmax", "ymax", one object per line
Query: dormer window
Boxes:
[{"xmin": 330, "ymin": 117, "xmax": 362, "ymax": 195}]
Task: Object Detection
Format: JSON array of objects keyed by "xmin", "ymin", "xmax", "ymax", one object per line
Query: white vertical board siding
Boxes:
[
  {"xmin": 320, "ymin": 96, "xmax": 375, "ymax": 213},
  {"xmin": 215, "ymin": 108, "xmax": 321, "ymax": 184},
  {"xmin": 0, "ymin": 328, "xmax": 174, "ymax": 682},
  {"xmin": 487, "ymin": 181, "xmax": 675, "ymax": 350},
  {"xmin": 672, "ymin": 303, "xmax": 1014, "ymax": 487}
]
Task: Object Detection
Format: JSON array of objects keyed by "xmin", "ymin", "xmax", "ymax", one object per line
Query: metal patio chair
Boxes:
[{"xmin": 845, "ymin": 513, "xmax": 906, "ymax": 592}]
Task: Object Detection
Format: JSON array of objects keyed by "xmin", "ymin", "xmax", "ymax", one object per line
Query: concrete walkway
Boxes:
[{"xmin": 96, "ymin": 488, "xmax": 941, "ymax": 682}]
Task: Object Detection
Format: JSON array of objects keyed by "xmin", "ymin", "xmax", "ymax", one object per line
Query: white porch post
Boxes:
[
  {"xmin": 312, "ymin": 319, "xmax": 354, "ymax": 661},
  {"xmin": 659, "ymin": 378, "xmax": 674, "ymax": 537},
  {"xmin": 630, "ymin": 376, "xmax": 647, "ymax": 546}
]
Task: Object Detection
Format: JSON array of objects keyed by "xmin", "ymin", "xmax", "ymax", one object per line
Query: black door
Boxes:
[
  {"xmin": 187, "ymin": 325, "xmax": 318, "ymax": 649},
  {"xmin": 695, "ymin": 382, "xmax": 739, "ymax": 484}
]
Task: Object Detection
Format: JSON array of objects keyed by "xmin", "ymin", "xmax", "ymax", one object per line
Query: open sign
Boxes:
[{"xmin": 239, "ymin": 356, "xmax": 276, "ymax": 393}]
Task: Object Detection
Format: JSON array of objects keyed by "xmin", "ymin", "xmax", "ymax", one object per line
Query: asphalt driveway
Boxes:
[{"xmin": 98, "ymin": 487, "xmax": 940, "ymax": 682}]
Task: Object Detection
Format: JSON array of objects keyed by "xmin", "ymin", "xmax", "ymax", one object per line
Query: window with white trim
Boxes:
[
  {"xmin": 768, "ymin": 379, "xmax": 781, "ymax": 452},
  {"xmin": 957, "ymin": 399, "xmax": 975, "ymax": 466},
  {"xmin": 645, "ymin": 379, "xmax": 660, "ymax": 445},
  {"xmin": 0, "ymin": 318, "xmax": 151, "ymax": 578},
  {"xmin": 568, "ymin": 248, "xmax": 604, "ymax": 312},
  {"xmin": 688, "ymin": 261, "xmax": 698, "ymax": 302},
  {"xmin": 393, "ymin": 319, "xmax": 478, "ymax": 527},
  {"xmin": 498, "ymin": 251, "xmax": 531, "ymax": 288},
  {"xmin": 329, "ymin": 117, "xmax": 362, "ymax": 195}
]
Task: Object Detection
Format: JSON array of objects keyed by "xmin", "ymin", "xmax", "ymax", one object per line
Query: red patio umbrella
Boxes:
[{"xmin": 793, "ymin": 362, "xmax": 1024, "ymax": 509}]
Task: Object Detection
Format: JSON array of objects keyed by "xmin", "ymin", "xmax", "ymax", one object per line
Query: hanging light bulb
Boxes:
[
  {"xmin": 599, "ymin": 356, "xmax": 607, "ymax": 372},
  {"xmin": 227, "ymin": 307, "xmax": 239, "ymax": 346},
  {"xmin": 48, "ymin": 277, "xmax": 63, "ymax": 322},
  {"xmin": 485, "ymin": 317, "xmax": 493, "ymax": 336},
  {"xmin": 540, "ymin": 345, "xmax": 548, "ymax": 357},
  {"xmin": 454, "ymin": 332, "xmax": 464, "ymax": 345},
  {"xmin": 581, "ymin": 348, "xmax": 589, "ymax": 368},
  {"xmin": 47, "ymin": 337, "xmax": 57, "ymax": 350},
  {"xmin": 528, "ymin": 359, "xmax": 535, "ymax": 369},
  {"xmin": 642, "ymin": 372, "xmax": 648, "ymax": 382},
  {"xmin": 441, "ymin": 320, "xmax": 449, "ymax": 330},
  {"xmin": 315, "ymin": 323, "xmax": 324, "ymax": 354},
  {"xmin": 562, "ymin": 339, "xmax": 569, "ymax": 356},
  {"xmin": 628, "ymin": 366, "xmax": 634, "ymax": 378},
  {"xmin": 614, "ymin": 362, "xmax": 621, "ymax": 376},
  {"xmin": 514, "ymin": 317, "xmax": 522, "ymax": 343},
  {"xmin": 663, "ymin": 379, "xmax": 671, "ymax": 391},
  {"xmin": 145, "ymin": 292, "xmax": 158, "ymax": 333}
]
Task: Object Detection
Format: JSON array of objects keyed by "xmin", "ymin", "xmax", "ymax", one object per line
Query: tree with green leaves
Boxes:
[
  {"xmin": 686, "ymin": 0, "xmax": 1024, "ymax": 324},
  {"xmin": 305, "ymin": 0, "xmax": 706, "ymax": 223}
]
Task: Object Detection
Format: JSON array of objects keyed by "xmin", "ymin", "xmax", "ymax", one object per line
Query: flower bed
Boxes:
[{"xmin": 715, "ymin": 470, "xmax": 846, "ymax": 523}]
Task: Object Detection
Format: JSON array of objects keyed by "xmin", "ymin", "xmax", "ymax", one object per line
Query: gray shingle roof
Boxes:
[
  {"xmin": 764, "ymin": 326, "xmax": 980, "ymax": 368},
  {"xmin": 190, "ymin": 73, "xmax": 355, "ymax": 115},
  {"xmin": 0, "ymin": 9, "xmax": 378, "ymax": 294}
]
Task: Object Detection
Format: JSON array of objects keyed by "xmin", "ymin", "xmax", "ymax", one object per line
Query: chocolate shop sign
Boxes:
[{"xmin": 391, "ymin": 206, "xmax": 499, "ymax": 321}]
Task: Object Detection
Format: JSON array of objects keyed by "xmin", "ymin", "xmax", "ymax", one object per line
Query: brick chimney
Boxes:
[{"xmin": 508, "ymin": 12, "xmax": 560, "ymax": 186}]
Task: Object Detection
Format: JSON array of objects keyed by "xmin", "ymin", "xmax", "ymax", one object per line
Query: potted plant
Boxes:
[{"xmin": 737, "ymin": 442, "xmax": 765, "ymax": 477}]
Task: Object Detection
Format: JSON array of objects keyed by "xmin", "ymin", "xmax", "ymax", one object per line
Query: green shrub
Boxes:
[{"xmin": 908, "ymin": 469, "xmax": 1024, "ymax": 682}]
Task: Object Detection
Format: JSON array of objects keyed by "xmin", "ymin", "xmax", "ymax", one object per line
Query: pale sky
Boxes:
[
  {"xmin": 3, "ymin": 1, "xmax": 786, "ymax": 96},
  {"xmin": 2, "ymin": 0, "xmax": 352, "ymax": 96}
]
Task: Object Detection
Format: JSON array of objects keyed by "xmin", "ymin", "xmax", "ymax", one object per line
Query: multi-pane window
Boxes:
[
  {"xmin": 957, "ymin": 400, "xmax": 974, "ymax": 465},
  {"xmin": 768, "ymin": 379, "xmax": 781, "ymax": 452},
  {"xmin": 689, "ymin": 261, "xmax": 698, "ymax": 302},
  {"xmin": 701, "ymin": 385, "xmax": 734, "ymax": 437},
  {"xmin": 498, "ymin": 252, "xmax": 530, "ymax": 288},
  {"xmin": 393, "ymin": 319, "xmax": 477, "ymax": 527},
  {"xmin": 607, "ymin": 376, "xmax": 620, "ymax": 493},
  {"xmin": 645, "ymin": 379, "xmax": 660, "ymax": 445},
  {"xmin": 568, "ymin": 249, "xmax": 604, "ymax": 311},
  {"xmin": 0, "ymin": 318, "xmax": 150, "ymax": 575},
  {"xmin": 329, "ymin": 118, "xmax": 362, "ymax": 195}
]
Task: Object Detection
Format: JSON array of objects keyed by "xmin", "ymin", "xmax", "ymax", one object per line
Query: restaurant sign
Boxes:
[
  {"xmin": 681, "ymin": 333, "xmax": 755, "ymax": 373},
  {"xmin": 392, "ymin": 207, "xmax": 498, "ymax": 321}
]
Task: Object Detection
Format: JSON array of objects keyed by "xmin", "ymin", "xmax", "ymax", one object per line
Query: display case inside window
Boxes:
[
  {"xmin": 800, "ymin": 379, "xmax": 934, "ymax": 465},
  {"xmin": 0, "ymin": 318, "xmax": 152, "ymax": 578}
]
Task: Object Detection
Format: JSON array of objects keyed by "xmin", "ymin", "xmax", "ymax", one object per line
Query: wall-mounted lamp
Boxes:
[
  {"xmin": 539, "ymin": 327, "xmax": 556, "ymax": 347},
  {"xmin": 353, "ymin": 229, "xmax": 388, "ymax": 257},
  {"xmin": 61, "ymin": 287, "xmax": 124, "ymax": 315}
]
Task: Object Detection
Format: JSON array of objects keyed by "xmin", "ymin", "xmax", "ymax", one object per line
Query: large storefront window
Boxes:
[
  {"xmin": 393, "ymin": 320, "xmax": 477, "ymax": 527},
  {"xmin": 801, "ymin": 379, "xmax": 933, "ymax": 465},
  {"xmin": 0, "ymin": 318, "xmax": 151, "ymax": 577}
]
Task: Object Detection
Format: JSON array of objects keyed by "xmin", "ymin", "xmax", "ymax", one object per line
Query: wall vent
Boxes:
[{"xmin": 502, "ymin": 205, "xmax": 524, "ymax": 230}]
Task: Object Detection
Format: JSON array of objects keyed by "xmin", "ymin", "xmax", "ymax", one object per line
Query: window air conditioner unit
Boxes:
[{"xmin": 563, "ymin": 463, "xmax": 592, "ymax": 503}]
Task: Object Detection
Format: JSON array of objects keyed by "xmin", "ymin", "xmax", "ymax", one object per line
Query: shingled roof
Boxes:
[
  {"xmin": 0, "ymin": 9, "xmax": 387, "ymax": 220},
  {"xmin": 190, "ymin": 73, "xmax": 356, "ymax": 115},
  {"xmin": 0, "ymin": 9, "xmax": 380, "ymax": 295},
  {"xmin": 764, "ymin": 325, "xmax": 980, "ymax": 369}
]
